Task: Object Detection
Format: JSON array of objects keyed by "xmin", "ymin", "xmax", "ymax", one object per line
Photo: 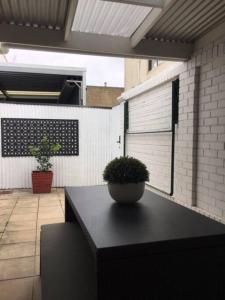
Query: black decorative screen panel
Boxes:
[{"xmin": 1, "ymin": 118, "xmax": 79, "ymax": 157}]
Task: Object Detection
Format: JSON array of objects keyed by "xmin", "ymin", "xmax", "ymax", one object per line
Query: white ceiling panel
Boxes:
[{"xmin": 72, "ymin": 0, "xmax": 152, "ymax": 37}]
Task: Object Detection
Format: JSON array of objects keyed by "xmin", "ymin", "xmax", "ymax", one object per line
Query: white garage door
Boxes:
[{"xmin": 126, "ymin": 81, "xmax": 173, "ymax": 194}]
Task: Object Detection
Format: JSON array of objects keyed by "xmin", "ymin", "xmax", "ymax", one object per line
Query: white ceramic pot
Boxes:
[{"xmin": 108, "ymin": 182, "xmax": 145, "ymax": 204}]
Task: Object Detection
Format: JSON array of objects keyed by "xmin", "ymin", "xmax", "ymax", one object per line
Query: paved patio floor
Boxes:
[{"xmin": 0, "ymin": 188, "xmax": 65, "ymax": 300}]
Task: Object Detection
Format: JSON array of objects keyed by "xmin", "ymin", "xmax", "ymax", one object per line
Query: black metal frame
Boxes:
[
  {"xmin": 124, "ymin": 79, "xmax": 179, "ymax": 196},
  {"xmin": 1, "ymin": 118, "xmax": 79, "ymax": 157},
  {"xmin": 170, "ymin": 78, "xmax": 180, "ymax": 196},
  {"xmin": 123, "ymin": 101, "xmax": 129, "ymax": 156}
]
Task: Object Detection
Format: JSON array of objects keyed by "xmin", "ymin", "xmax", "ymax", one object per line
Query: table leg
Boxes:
[{"xmin": 65, "ymin": 195, "xmax": 76, "ymax": 223}]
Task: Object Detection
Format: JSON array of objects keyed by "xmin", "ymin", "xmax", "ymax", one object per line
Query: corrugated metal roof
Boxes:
[
  {"xmin": 0, "ymin": 0, "xmax": 69, "ymax": 30},
  {"xmin": 72, "ymin": 0, "xmax": 152, "ymax": 37},
  {"xmin": 147, "ymin": 0, "xmax": 225, "ymax": 42}
]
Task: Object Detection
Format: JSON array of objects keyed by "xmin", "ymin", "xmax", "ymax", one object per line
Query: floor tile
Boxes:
[
  {"xmin": 0, "ymin": 277, "xmax": 33, "ymax": 300},
  {"xmin": 35, "ymin": 256, "xmax": 40, "ymax": 276},
  {"xmin": 0, "ymin": 199, "xmax": 16, "ymax": 209},
  {"xmin": 0, "ymin": 208, "xmax": 12, "ymax": 216},
  {"xmin": 9, "ymin": 213, "xmax": 37, "ymax": 222},
  {"xmin": 13, "ymin": 189, "xmax": 33, "ymax": 195},
  {"xmin": 32, "ymin": 277, "xmax": 42, "ymax": 300},
  {"xmin": 39, "ymin": 194, "xmax": 59, "ymax": 201},
  {"xmin": 49, "ymin": 190, "xmax": 59, "ymax": 195},
  {"xmin": 37, "ymin": 218, "xmax": 64, "ymax": 229},
  {"xmin": 13, "ymin": 207, "xmax": 38, "ymax": 215},
  {"xmin": 38, "ymin": 211, "xmax": 63, "ymax": 220},
  {"xmin": 36, "ymin": 230, "xmax": 40, "ymax": 242},
  {"xmin": 17, "ymin": 195, "xmax": 39, "ymax": 200},
  {"xmin": 35, "ymin": 241, "xmax": 40, "ymax": 256},
  {"xmin": 5, "ymin": 220, "xmax": 36, "ymax": 232},
  {"xmin": 39, "ymin": 200, "xmax": 61, "ymax": 207},
  {"xmin": 0, "ymin": 223, "xmax": 6, "ymax": 233},
  {"xmin": 58, "ymin": 194, "xmax": 65, "ymax": 200},
  {"xmin": 0, "ymin": 256, "xmax": 35, "ymax": 280},
  {"xmin": 0, "ymin": 230, "xmax": 36, "ymax": 244},
  {"xmin": 0, "ymin": 195, "xmax": 17, "ymax": 200},
  {"xmin": 0, "ymin": 188, "xmax": 65, "ymax": 298},
  {"xmin": 38, "ymin": 206, "xmax": 62, "ymax": 213},
  {"xmin": 16, "ymin": 200, "xmax": 38, "ymax": 208},
  {"xmin": 0, "ymin": 242, "xmax": 35, "ymax": 259},
  {"xmin": 0, "ymin": 214, "xmax": 10, "ymax": 224}
]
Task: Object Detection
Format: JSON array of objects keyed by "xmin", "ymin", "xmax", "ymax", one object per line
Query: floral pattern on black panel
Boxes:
[{"xmin": 1, "ymin": 118, "xmax": 79, "ymax": 157}]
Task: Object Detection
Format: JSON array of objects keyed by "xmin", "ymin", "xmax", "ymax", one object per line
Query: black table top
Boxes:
[{"xmin": 65, "ymin": 186, "xmax": 225, "ymax": 256}]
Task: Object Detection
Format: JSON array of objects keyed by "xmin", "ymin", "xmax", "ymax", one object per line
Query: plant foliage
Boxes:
[
  {"xmin": 28, "ymin": 135, "xmax": 61, "ymax": 172},
  {"xmin": 103, "ymin": 156, "xmax": 149, "ymax": 184}
]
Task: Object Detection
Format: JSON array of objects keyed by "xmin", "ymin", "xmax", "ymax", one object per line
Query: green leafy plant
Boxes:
[
  {"xmin": 28, "ymin": 135, "xmax": 61, "ymax": 172},
  {"xmin": 103, "ymin": 156, "xmax": 149, "ymax": 184}
]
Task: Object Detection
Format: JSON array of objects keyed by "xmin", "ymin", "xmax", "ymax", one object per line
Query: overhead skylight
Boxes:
[{"xmin": 72, "ymin": 0, "xmax": 151, "ymax": 37}]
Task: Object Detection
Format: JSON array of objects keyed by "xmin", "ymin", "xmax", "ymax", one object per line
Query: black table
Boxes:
[{"xmin": 65, "ymin": 185, "xmax": 225, "ymax": 300}]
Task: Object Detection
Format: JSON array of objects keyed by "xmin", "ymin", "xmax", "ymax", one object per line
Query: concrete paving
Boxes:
[{"xmin": 0, "ymin": 188, "xmax": 65, "ymax": 300}]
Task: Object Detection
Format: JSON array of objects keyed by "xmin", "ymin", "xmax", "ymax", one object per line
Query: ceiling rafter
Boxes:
[
  {"xmin": 130, "ymin": 0, "xmax": 175, "ymax": 47},
  {"xmin": 0, "ymin": 24, "xmax": 193, "ymax": 61},
  {"xmin": 64, "ymin": 0, "xmax": 79, "ymax": 40},
  {"xmin": 101, "ymin": 0, "xmax": 164, "ymax": 8}
]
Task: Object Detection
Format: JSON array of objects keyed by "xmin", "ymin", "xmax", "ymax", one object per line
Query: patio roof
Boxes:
[
  {"xmin": 0, "ymin": 63, "xmax": 86, "ymax": 104},
  {"xmin": 0, "ymin": 0, "xmax": 225, "ymax": 60}
]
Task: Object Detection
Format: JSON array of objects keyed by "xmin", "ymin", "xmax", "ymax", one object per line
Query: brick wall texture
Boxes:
[
  {"xmin": 123, "ymin": 32, "xmax": 225, "ymax": 223},
  {"xmin": 175, "ymin": 35, "xmax": 225, "ymax": 221}
]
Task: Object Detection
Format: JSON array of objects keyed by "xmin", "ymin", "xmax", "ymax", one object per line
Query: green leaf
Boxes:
[
  {"xmin": 28, "ymin": 135, "xmax": 61, "ymax": 171},
  {"xmin": 103, "ymin": 156, "xmax": 149, "ymax": 184}
]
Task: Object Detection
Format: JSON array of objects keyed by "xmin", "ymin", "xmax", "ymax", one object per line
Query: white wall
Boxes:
[
  {"xmin": 111, "ymin": 103, "xmax": 124, "ymax": 158},
  {"xmin": 0, "ymin": 103, "xmax": 113, "ymax": 189}
]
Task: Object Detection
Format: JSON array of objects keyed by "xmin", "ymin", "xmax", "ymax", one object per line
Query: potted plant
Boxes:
[
  {"xmin": 103, "ymin": 156, "xmax": 149, "ymax": 204},
  {"xmin": 28, "ymin": 135, "xmax": 61, "ymax": 194}
]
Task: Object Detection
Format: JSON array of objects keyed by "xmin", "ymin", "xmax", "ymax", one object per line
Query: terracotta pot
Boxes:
[
  {"xmin": 108, "ymin": 182, "xmax": 145, "ymax": 204},
  {"xmin": 32, "ymin": 171, "xmax": 53, "ymax": 194}
]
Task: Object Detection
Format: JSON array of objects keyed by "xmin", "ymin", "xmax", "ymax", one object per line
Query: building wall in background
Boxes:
[
  {"xmin": 124, "ymin": 58, "xmax": 181, "ymax": 91},
  {"xmin": 86, "ymin": 85, "xmax": 124, "ymax": 107}
]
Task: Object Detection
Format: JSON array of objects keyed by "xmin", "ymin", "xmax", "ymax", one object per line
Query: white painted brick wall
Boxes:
[
  {"xmin": 174, "ymin": 32, "xmax": 225, "ymax": 221},
  {"xmin": 121, "ymin": 31, "xmax": 225, "ymax": 222}
]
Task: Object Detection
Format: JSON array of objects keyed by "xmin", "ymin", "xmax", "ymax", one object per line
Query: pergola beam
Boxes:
[
  {"xmin": 101, "ymin": 0, "xmax": 164, "ymax": 8},
  {"xmin": 64, "ymin": 0, "xmax": 79, "ymax": 41},
  {"xmin": 0, "ymin": 88, "xmax": 10, "ymax": 100},
  {"xmin": 131, "ymin": 0, "xmax": 175, "ymax": 48},
  {"xmin": 0, "ymin": 24, "xmax": 193, "ymax": 61}
]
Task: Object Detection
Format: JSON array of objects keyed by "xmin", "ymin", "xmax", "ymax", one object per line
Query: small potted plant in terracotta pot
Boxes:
[
  {"xmin": 28, "ymin": 135, "xmax": 61, "ymax": 194},
  {"xmin": 103, "ymin": 156, "xmax": 149, "ymax": 204}
]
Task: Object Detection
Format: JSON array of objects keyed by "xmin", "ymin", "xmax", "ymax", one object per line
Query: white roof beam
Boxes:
[
  {"xmin": 64, "ymin": 0, "xmax": 79, "ymax": 41},
  {"xmin": 0, "ymin": 24, "xmax": 192, "ymax": 61},
  {"xmin": 101, "ymin": 0, "xmax": 164, "ymax": 8},
  {"xmin": 131, "ymin": 0, "xmax": 175, "ymax": 48}
]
